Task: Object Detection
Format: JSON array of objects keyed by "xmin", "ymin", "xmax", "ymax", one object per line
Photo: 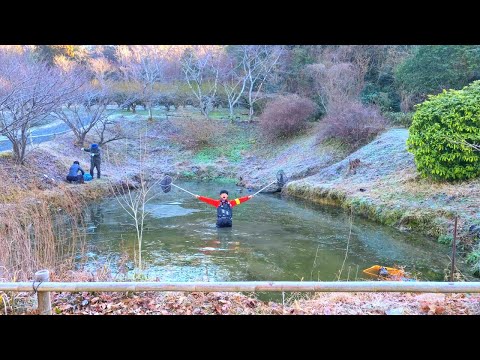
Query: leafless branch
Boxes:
[
  {"xmin": 241, "ymin": 45, "xmax": 284, "ymax": 121},
  {"xmin": 181, "ymin": 46, "xmax": 221, "ymax": 119},
  {"xmin": 0, "ymin": 48, "xmax": 81, "ymax": 164}
]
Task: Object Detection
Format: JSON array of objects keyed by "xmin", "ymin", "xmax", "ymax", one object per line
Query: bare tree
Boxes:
[
  {"xmin": 0, "ymin": 48, "xmax": 79, "ymax": 164},
  {"xmin": 241, "ymin": 45, "xmax": 283, "ymax": 121},
  {"xmin": 0, "ymin": 49, "xmax": 27, "ymax": 134},
  {"xmin": 181, "ymin": 46, "xmax": 221, "ymax": 119},
  {"xmin": 111, "ymin": 81, "xmax": 143, "ymax": 113},
  {"xmin": 110, "ymin": 126, "xmax": 158, "ymax": 272},
  {"xmin": 53, "ymin": 65, "xmax": 110, "ymax": 146},
  {"xmin": 94, "ymin": 117, "xmax": 126, "ymax": 146},
  {"xmin": 88, "ymin": 56, "xmax": 113, "ymax": 87},
  {"xmin": 220, "ymin": 50, "xmax": 248, "ymax": 120},
  {"xmin": 54, "ymin": 54, "xmax": 77, "ymax": 73},
  {"xmin": 117, "ymin": 45, "xmax": 171, "ymax": 120},
  {"xmin": 304, "ymin": 47, "xmax": 368, "ymax": 114}
]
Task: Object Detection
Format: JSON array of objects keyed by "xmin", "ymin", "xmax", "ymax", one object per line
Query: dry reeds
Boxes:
[{"xmin": 0, "ymin": 194, "xmax": 87, "ymax": 282}]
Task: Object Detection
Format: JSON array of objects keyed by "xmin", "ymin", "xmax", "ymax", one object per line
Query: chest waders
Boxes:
[
  {"xmin": 90, "ymin": 152, "xmax": 101, "ymax": 179},
  {"xmin": 216, "ymin": 201, "xmax": 232, "ymax": 228}
]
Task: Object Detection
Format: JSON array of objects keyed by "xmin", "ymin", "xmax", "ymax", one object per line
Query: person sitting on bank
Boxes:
[
  {"xmin": 81, "ymin": 143, "xmax": 101, "ymax": 179},
  {"xmin": 66, "ymin": 161, "xmax": 85, "ymax": 184},
  {"xmin": 195, "ymin": 189, "xmax": 253, "ymax": 228}
]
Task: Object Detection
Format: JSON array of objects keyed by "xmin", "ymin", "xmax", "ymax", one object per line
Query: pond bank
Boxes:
[{"xmin": 280, "ymin": 129, "xmax": 480, "ymax": 275}]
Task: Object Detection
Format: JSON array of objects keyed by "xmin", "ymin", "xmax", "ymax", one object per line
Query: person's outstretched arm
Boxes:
[
  {"xmin": 81, "ymin": 147, "xmax": 91, "ymax": 152},
  {"xmin": 229, "ymin": 195, "xmax": 253, "ymax": 207},
  {"xmin": 78, "ymin": 167, "xmax": 85, "ymax": 175},
  {"xmin": 195, "ymin": 195, "xmax": 220, "ymax": 207}
]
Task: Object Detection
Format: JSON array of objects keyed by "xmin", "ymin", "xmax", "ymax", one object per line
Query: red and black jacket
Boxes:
[
  {"xmin": 198, "ymin": 195, "xmax": 251, "ymax": 221},
  {"xmin": 197, "ymin": 195, "xmax": 251, "ymax": 208}
]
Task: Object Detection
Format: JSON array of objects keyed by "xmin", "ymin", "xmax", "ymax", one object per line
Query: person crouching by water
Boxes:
[
  {"xmin": 81, "ymin": 143, "xmax": 101, "ymax": 179},
  {"xmin": 66, "ymin": 161, "xmax": 85, "ymax": 184},
  {"xmin": 195, "ymin": 189, "xmax": 253, "ymax": 228}
]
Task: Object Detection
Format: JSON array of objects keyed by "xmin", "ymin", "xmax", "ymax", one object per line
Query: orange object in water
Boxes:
[{"xmin": 363, "ymin": 265, "xmax": 405, "ymax": 280}]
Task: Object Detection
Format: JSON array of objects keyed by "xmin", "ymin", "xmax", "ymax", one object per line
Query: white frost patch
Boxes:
[{"xmin": 144, "ymin": 204, "xmax": 201, "ymax": 218}]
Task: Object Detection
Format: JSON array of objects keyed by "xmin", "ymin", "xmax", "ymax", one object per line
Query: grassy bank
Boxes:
[{"xmin": 284, "ymin": 129, "xmax": 480, "ymax": 275}]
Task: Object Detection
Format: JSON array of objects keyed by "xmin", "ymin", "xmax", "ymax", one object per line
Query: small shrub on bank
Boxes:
[
  {"xmin": 407, "ymin": 80, "xmax": 480, "ymax": 181},
  {"xmin": 170, "ymin": 118, "xmax": 226, "ymax": 150},
  {"xmin": 316, "ymin": 101, "xmax": 387, "ymax": 150},
  {"xmin": 437, "ymin": 234, "xmax": 453, "ymax": 245},
  {"xmin": 384, "ymin": 111, "xmax": 414, "ymax": 128},
  {"xmin": 259, "ymin": 94, "xmax": 316, "ymax": 140},
  {"xmin": 467, "ymin": 247, "xmax": 480, "ymax": 276}
]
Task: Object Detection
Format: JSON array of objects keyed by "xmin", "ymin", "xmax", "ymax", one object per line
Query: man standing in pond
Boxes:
[
  {"xmin": 81, "ymin": 143, "xmax": 101, "ymax": 179},
  {"xmin": 195, "ymin": 190, "xmax": 253, "ymax": 228}
]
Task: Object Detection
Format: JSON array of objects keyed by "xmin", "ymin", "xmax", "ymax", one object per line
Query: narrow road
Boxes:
[
  {"xmin": 0, "ymin": 119, "xmax": 72, "ymax": 152},
  {"xmin": 0, "ymin": 109, "xmax": 119, "ymax": 152},
  {"xmin": 0, "ymin": 106, "xmax": 181, "ymax": 152}
]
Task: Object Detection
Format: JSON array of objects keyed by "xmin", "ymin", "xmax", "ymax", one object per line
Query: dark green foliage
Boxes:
[
  {"xmin": 396, "ymin": 46, "xmax": 480, "ymax": 98},
  {"xmin": 360, "ymin": 46, "xmax": 414, "ymax": 112},
  {"xmin": 438, "ymin": 234, "xmax": 453, "ymax": 245},
  {"xmin": 100, "ymin": 45, "xmax": 118, "ymax": 64},
  {"xmin": 407, "ymin": 81, "xmax": 480, "ymax": 181},
  {"xmin": 33, "ymin": 45, "xmax": 72, "ymax": 65},
  {"xmin": 361, "ymin": 83, "xmax": 401, "ymax": 112},
  {"xmin": 281, "ymin": 45, "xmax": 324, "ymax": 93},
  {"xmin": 466, "ymin": 247, "xmax": 480, "ymax": 276},
  {"xmin": 32, "ymin": 45, "xmax": 87, "ymax": 66}
]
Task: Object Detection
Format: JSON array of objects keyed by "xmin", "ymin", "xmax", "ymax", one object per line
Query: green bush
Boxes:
[
  {"xmin": 437, "ymin": 234, "xmax": 453, "ymax": 245},
  {"xmin": 466, "ymin": 248, "xmax": 480, "ymax": 276},
  {"xmin": 361, "ymin": 83, "xmax": 401, "ymax": 113},
  {"xmin": 407, "ymin": 81, "xmax": 480, "ymax": 181}
]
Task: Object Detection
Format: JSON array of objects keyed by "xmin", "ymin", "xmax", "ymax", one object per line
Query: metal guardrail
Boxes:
[{"xmin": 2, "ymin": 270, "xmax": 480, "ymax": 314}]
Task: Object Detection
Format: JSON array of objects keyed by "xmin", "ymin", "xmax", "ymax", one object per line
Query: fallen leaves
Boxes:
[{"xmin": 3, "ymin": 289, "xmax": 480, "ymax": 315}]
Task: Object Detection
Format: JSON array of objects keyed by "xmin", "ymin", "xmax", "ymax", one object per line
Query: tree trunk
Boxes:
[
  {"xmin": 137, "ymin": 226, "xmax": 142, "ymax": 271},
  {"xmin": 228, "ymin": 100, "xmax": 235, "ymax": 121},
  {"xmin": 78, "ymin": 132, "xmax": 87, "ymax": 147},
  {"xmin": 148, "ymin": 103, "xmax": 153, "ymax": 120},
  {"xmin": 248, "ymin": 86, "xmax": 254, "ymax": 122},
  {"xmin": 199, "ymin": 100, "xmax": 209, "ymax": 119},
  {"xmin": 248, "ymin": 105, "xmax": 254, "ymax": 122},
  {"xmin": 12, "ymin": 141, "xmax": 20, "ymax": 164},
  {"xmin": 18, "ymin": 135, "xmax": 27, "ymax": 165}
]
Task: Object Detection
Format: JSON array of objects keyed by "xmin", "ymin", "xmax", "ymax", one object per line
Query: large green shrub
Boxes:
[{"xmin": 407, "ymin": 81, "xmax": 480, "ymax": 181}]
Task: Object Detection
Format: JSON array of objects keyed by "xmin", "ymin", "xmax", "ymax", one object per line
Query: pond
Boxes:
[{"xmin": 79, "ymin": 181, "xmax": 459, "ymax": 286}]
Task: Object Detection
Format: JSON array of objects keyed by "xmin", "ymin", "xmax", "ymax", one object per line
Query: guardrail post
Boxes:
[{"xmin": 35, "ymin": 270, "xmax": 52, "ymax": 315}]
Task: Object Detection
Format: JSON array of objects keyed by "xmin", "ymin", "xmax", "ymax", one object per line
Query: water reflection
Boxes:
[
  {"xmin": 79, "ymin": 181, "xmax": 461, "ymax": 282},
  {"xmin": 199, "ymin": 228, "xmax": 241, "ymax": 255}
]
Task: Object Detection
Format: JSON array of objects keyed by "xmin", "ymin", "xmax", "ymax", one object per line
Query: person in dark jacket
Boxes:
[
  {"xmin": 81, "ymin": 143, "xmax": 101, "ymax": 179},
  {"xmin": 66, "ymin": 161, "xmax": 85, "ymax": 183},
  {"xmin": 195, "ymin": 189, "xmax": 252, "ymax": 228}
]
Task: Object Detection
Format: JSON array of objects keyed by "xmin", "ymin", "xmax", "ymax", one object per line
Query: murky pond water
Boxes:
[{"xmin": 79, "ymin": 181, "xmax": 458, "ymax": 285}]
